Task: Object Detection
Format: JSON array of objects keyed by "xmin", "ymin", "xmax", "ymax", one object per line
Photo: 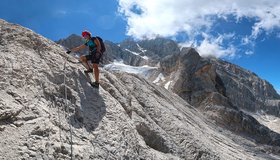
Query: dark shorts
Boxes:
[{"xmin": 85, "ymin": 52, "xmax": 102, "ymax": 64}]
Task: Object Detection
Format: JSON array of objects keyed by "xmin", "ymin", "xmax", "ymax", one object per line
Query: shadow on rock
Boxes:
[{"xmin": 70, "ymin": 70, "xmax": 107, "ymax": 132}]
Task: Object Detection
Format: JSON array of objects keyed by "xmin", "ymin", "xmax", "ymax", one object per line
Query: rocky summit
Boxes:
[{"xmin": 1, "ymin": 19, "xmax": 280, "ymax": 160}]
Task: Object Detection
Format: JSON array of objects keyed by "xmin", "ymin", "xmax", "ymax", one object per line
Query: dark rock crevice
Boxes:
[{"xmin": 136, "ymin": 122, "xmax": 172, "ymax": 154}]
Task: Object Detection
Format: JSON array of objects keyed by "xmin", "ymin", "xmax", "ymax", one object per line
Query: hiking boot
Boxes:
[
  {"xmin": 90, "ymin": 82, "xmax": 99, "ymax": 88},
  {"xmin": 84, "ymin": 68, "xmax": 93, "ymax": 73}
]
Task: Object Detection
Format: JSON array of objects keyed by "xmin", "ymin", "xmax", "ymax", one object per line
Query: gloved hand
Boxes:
[{"xmin": 66, "ymin": 50, "xmax": 71, "ymax": 54}]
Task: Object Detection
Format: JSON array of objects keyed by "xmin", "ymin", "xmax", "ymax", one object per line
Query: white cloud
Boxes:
[
  {"xmin": 118, "ymin": 0, "xmax": 280, "ymax": 58},
  {"xmin": 245, "ymin": 51, "xmax": 254, "ymax": 55},
  {"xmin": 180, "ymin": 33, "xmax": 236, "ymax": 58},
  {"xmin": 241, "ymin": 36, "xmax": 251, "ymax": 45},
  {"xmin": 53, "ymin": 10, "xmax": 69, "ymax": 17},
  {"xmin": 196, "ymin": 37, "xmax": 236, "ymax": 58},
  {"xmin": 54, "ymin": 8, "xmax": 93, "ymax": 18}
]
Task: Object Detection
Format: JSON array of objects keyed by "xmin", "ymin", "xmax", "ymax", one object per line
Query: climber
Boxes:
[{"xmin": 66, "ymin": 30, "xmax": 102, "ymax": 88}]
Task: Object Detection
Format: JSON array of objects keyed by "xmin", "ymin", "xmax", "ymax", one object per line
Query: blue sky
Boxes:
[
  {"xmin": 0, "ymin": 0, "xmax": 279, "ymax": 93},
  {"xmin": 0, "ymin": 0, "xmax": 127, "ymax": 42}
]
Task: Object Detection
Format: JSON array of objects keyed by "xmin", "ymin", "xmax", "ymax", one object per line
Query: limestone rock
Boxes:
[{"xmin": 159, "ymin": 47, "xmax": 280, "ymax": 151}]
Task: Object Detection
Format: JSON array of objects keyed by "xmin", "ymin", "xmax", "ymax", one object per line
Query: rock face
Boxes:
[
  {"xmin": 160, "ymin": 47, "xmax": 280, "ymax": 115},
  {"xmin": 159, "ymin": 47, "xmax": 280, "ymax": 147},
  {"xmin": 119, "ymin": 38, "xmax": 180, "ymax": 64},
  {"xmin": 213, "ymin": 59, "xmax": 280, "ymax": 114},
  {"xmin": 56, "ymin": 34, "xmax": 87, "ymax": 55},
  {"xmin": 2, "ymin": 19, "xmax": 280, "ymax": 160}
]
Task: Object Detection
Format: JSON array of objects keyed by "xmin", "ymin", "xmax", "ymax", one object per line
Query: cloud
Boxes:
[
  {"xmin": 53, "ymin": 9, "xmax": 92, "ymax": 18},
  {"xmin": 245, "ymin": 51, "xmax": 254, "ymax": 55},
  {"xmin": 54, "ymin": 10, "xmax": 69, "ymax": 17},
  {"xmin": 180, "ymin": 33, "xmax": 236, "ymax": 58},
  {"xmin": 196, "ymin": 39, "xmax": 236, "ymax": 58},
  {"xmin": 118, "ymin": 0, "xmax": 280, "ymax": 58}
]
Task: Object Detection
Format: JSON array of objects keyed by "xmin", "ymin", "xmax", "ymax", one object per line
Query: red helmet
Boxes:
[{"xmin": 82, "ymin": 30, "xmax": 91, "ymax": 37}]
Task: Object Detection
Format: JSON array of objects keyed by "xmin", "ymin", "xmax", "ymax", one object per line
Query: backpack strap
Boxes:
[{"xmin": 92, "ymin": 37, "xmax": 101, "ymax": 53}]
